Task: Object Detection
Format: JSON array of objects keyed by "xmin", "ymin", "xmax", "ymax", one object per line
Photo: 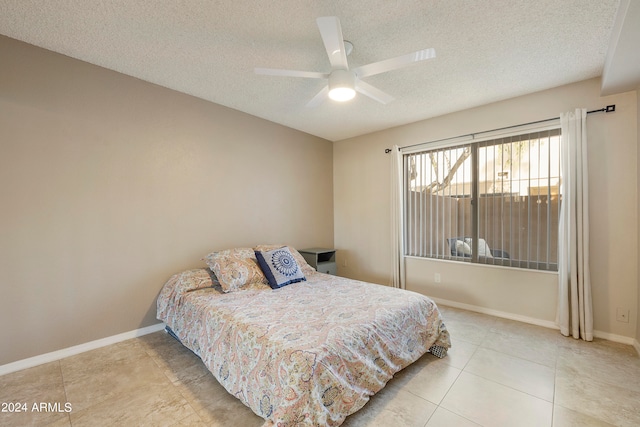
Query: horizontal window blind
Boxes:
[{"xmin": 403, "ymin": 128, "xmax": 561, "ymax": 271}]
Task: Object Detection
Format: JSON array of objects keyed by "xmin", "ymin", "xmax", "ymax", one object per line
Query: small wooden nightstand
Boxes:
[{"xmin": 298, "ymin": 248, "xmax": 337, "ymax": 275}]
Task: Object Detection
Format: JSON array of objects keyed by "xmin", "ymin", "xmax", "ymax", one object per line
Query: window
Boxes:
[{"xmin": 403, "ymin": 128, "xmax": 561, "ymax": 271}]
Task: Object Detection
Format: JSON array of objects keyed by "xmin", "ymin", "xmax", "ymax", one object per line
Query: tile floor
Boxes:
[{"xmin": 1, "ymin": 305, "xmax": 639, "ymax": 427}]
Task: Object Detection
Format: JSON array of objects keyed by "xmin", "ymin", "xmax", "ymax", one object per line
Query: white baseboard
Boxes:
[
  {"xmin": 432, "ymin": 297, "xmax": 559, "ymax": 330},
  {"xmin": 433, "ymin": 297, "xmax": 637, "ymax": 347},
  {"xmin": 591, "ymin": 330, "xmax": 636, "ymax": 345},
  {"xmin": 0, "ymin": 323, "xmax": 166, "ymax": 377}
]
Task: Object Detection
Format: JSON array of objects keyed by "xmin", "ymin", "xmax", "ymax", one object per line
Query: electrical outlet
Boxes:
[
  {"xmin": 434, "ymin": 273, "xmax": 441, "ymax": 283},
  {"xmin": 616, "ymin": 308, "xmax": 629, "ymax": 323}
]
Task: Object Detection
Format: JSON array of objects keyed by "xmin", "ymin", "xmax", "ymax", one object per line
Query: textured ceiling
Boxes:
[{"xmin": 0, "ymin": 0, "xmax": 623, "ymax": 141}]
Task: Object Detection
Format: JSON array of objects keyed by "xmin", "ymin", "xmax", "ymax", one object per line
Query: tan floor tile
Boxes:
[
  {"xmin": 176, "ymin": 373, "xmax": 262, "ymax": 426},
  {"xmin": 440, "ymin": 307, "xmax": 495, "ymax": 344},
  {"xmin": 490, "ymin": 317, "xmax": 562, "ymax": 343},
  {"xmin": 555, "ymin": 370, "xmax": 640, "ymax": 427},
  {"xmin": 443, "ymin": 319, "xmax": 492, "ymax": 346},
  {"xmin": 442, "ymin": 339, "xmax": 478, "ymax": 370},
  {"xmin": 464, "ymin": 347, "xmax": 555, "ymax": 401},
  {"xmin": 69, "ymin": 382, "xmax": 195, "ymax": 427},
  {"xmin": 426, "ymin": 407, "xmax": 481, "ymax": 427},
  {"xmin": 137, "ymin": 330, "xmax": 194, "ymax": 360},
  {"xmin": 342, "ymin": 386, "xmax": 437, "ymax": 427},
  {"xmin": 557, "ymin": 336, "xmax": 638, "ymax": 359},
  {"xmin": 0, "ymin": 361, "xmax": 65, "ymax": 402},
  {"xmin": 169, "ymin": 412, "xmax": 207, "ymax": 426},
  {"xmin": 441, "ymin": 372, "xmax": 552, "ymax": 427},
  {"xmin": 0, "ymin": 362, "xmax": 70, "ymax": 427},
  {"xmin": 556, "ymin": 339, "xmax": 640, "ymax": 394},
  {"xmin": 552, "ymin": 405, "xmax": 617, "ymax": 427},
  {"xmin": 196, "ymin": 400, "xmax": 263, "ymax": 427},
  {"xmin": 137, "ymin": 332, "xmax": 211, "ymax": 385},
  {"xmin": 61, "ymin": 338, "xmax": 149, "ymax": 373},
  {"xmin": 0, "ymin": 407, "xmax": 70, "ymax": 427},
  {"xmin": 161, "ymin": 360, "xmax": 213, "ymax": 387},
  {"xmin": 388, "ymin": 354, "xmax": 461, "ymax": 404},
  {"xmin": 174, "ymin": 369, "xmax": 231, "ymax": 412},
  {"xmin": 61, "ymin": 344, "xmax": 173, "ymax": 413},
  {"xmin": 47, "ymin": 415, "xmax": 72, "ymax": 426},
  {"xmin": 480, "ymin": 330, "xmax": 559, "ymax": 368}
]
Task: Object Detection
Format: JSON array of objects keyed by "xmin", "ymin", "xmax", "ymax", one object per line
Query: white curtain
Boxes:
[
  {"xmin": 557, "ymin": 108, "xmax": 593, "ymax": 341},
  {"xmin": 390, "ymin": 145, "xmax": 405, "ymax": 289}
]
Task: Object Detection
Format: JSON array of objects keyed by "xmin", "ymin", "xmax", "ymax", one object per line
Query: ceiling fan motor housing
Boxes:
[{"xmin": 328, "ymin": 69, "xmax": 356, "ymax": 101}]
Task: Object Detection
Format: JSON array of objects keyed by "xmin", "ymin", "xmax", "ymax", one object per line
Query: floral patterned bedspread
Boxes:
[{"xmin": 157, "ymin": 270, "xmax": 451, "ymax": 426}]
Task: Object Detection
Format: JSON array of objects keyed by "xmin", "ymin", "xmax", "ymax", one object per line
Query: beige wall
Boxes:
[
  {"xmin": 0, "ymin": 36, "xmax": 334, "ymax": 365},
  {"xmin": 637, "ymin": 86, "xmax": 640, "ymax": 347},
  {"xmin": 334, "ymin": 77, "xmax": 638, "ymax": 339}
]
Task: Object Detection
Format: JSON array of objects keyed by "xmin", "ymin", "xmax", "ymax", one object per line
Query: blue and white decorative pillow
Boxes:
[{"xmin": 255, "ymin": 247, "xmax": 306, "ymax": 289}]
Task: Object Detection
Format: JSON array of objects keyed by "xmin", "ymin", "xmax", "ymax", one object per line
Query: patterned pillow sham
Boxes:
[
  {"xmin": 253, "ymin": 244, "xmax": 316, "ymax": 276},
  {"xmin": 204, "ymin": 248, "xmax": 270, "ymax": 292},
  {"xmin": 255, "ymin": 247, "xmax": 306, "ymax": 289},
  {"xmin": 166, "ymin": 268, "xmax": 219, "ymax": 296}
]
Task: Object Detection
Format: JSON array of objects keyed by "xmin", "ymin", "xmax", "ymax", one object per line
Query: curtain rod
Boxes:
[{"xmin": 384, "ymin": 104, "xmax": 616, "ymax": 154}]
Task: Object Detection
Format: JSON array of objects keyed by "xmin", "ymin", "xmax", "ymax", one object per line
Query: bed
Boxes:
[{"xmin": 157, "ymin": 246, "xmax": 451, "ymax": 426}]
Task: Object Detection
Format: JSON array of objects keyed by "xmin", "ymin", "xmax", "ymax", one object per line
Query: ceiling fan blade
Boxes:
[
  {"xmin": 306, "ymin": 86, "xmax": 329, "ymax": 108},
  {"xmin": 353, "ymin": 48, "xmax": 436, "ymax": 78},
  {"xmin": 255, "ymin": 68, "xmax": 327, "ymax": 79},
  {"xmin": 355, "ymin": 80, "xmax": 394, "ymax": 104},
  {"xmin": 316, "ymin": 17, "xmax": 349, "ymax": 70}
]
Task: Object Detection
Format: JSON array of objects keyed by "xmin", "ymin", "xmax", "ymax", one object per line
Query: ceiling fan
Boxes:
[{"xmin": 255, "ymin": 17, "xmax": 436, "ymax": 107}]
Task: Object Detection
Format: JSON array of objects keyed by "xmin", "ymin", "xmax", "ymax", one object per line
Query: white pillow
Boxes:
[
  {"xmin": 455, "ymin": 240, "xmax": 472, "ymax": 255},
  {"xmin": 464, "ymin": 238, "xmax": 493, "ymax": 258}
]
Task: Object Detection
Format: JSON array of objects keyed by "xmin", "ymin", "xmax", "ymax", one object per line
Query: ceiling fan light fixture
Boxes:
[
  {"xmin": 328, "ymin": 69, "xmax": 356, "ymax": 102},
  {"xmin": 328, "ymin": 87, "xmax": 356, "ymax": 102}
]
